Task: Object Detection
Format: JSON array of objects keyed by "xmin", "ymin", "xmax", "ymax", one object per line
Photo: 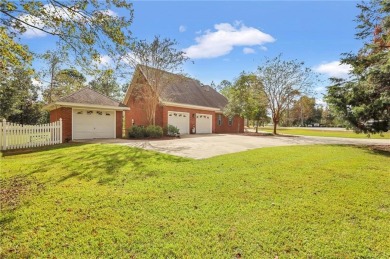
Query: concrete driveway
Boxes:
[{"xmin": 77, "ymin": 134, "xmax": 389, "ymax": 159}]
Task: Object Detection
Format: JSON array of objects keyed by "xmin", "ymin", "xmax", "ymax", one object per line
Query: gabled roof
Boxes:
[
  {"xmin": 45, "ymin": 87, "xmax": 129, "ymax": 111},
  {"xmin": 127, "ymin": 65, "xmax": 228, "ymax": 110}
]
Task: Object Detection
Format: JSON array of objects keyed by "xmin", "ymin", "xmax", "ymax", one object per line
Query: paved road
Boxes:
[
  {"xmin": 77, "ymin": 134, "xmax": 389, "ymax": 159},
  {"xmin": 259, "ymin": 126, "xmax": 349, "ymax": 131}
]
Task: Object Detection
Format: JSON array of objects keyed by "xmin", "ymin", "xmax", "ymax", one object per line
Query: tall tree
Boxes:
[
  {"xmin": 125, "ymin": 36, "xmax": 188, "ymax": 125},
  {"xmin": 0, "ymin": 68, "xmax": 44, "ymax": 124},
  {"xmin": 0, "ymin": 0, "xmax": 133, "ymax": 73},
  {"xmin": 289, "ymin": 96, "xmax": 316, "ymax": 126},
  {"xmin": 256, "ymin": 55, "xmax": 317, "ymax": 134},
  {"xmin": 325, "ymin": 0, "xmax": 390, "ymax": 133},
  {"xmin": 89, "ymin": 69, "xmax": 122, "ymax": 100},
  {"xmin": 43, "ymin": 68, "xmax": 86, "ymax": 102},
  {"xmin": 39, "ymin": 50, "xmax": 67, "ymax": 103},
  {"xmin": 222, "ymin": 72, "xmax": 267, "ymax": 133}
]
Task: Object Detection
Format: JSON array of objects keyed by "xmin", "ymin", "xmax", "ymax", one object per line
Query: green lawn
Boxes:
[
  {"xmin": 1, "ymin": 144, "xmax": 389, "ymax": 258},
  {"xmin": 260, "ymin": 127, "xmax": 390, "ymax": 139}
]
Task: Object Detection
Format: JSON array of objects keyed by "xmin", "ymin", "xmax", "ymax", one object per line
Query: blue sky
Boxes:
[
  {"xmin": 23, "ymin": 1, "xmax": 362, "ymax": 103},
  {"xmin": 129, "ymin": 1, "xmax": 360, "ymax": 84}
]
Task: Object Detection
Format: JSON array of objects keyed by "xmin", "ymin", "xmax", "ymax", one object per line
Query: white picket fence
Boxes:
[{"xmin": 0, "ymin": 119, "xmax": 62, "ymax": 151}]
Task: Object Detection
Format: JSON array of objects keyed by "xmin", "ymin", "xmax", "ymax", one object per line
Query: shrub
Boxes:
[
  {"xmin": 128, "ymin": 125, "xmax": 145, "ymax": 138},
  {"xmin": 145, "ymin": 125, "xmax": 163, "ymax": 138},
  {"xmin": 165, "ymin": 124, "xmax": 180, "ymax": 136}
]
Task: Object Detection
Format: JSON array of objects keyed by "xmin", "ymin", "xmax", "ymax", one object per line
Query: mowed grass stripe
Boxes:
[{"xmin": 1, "ymin": 144, "xmax": 389, "ymax": 258}]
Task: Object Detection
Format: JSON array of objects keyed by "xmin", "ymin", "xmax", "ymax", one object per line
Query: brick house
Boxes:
[
  {"xmin": 46, "ymin": 88, "xmax": 129, "ymax": 141},
  {"xmin": 124, "ymin": 65, "xmax": 244, "ymax": 134},
  {"xmin": 46, "ymin": 66, "xmax": 243, "ymax": 142}
]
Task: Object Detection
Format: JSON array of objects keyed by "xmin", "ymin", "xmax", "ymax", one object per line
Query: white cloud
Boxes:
[
  {"xmin": 243, "ymin": 47, "xmax": 255, "ymax": 54},
  {"xmin": 20, "ymin": 4, "xmax": 85, "ymax": 38},
  {"xmin": 195, "ymin": 30, "xmax": 202, "ymax": 34},
  {"xmin": 313, "ymin": 61, "xmax": 352, "ymax": 78},
  {"xmin": 183, "ymin": 21, "xmax": 275, "ymax": 59},
  {"xmin": 99, "ymin": 55, "xmax": 112, "ymax": 66},
  {"xmin": 179, "ymin": 25, "xmax": 186, "ymax": 33},
  {"xmin": 91, "ymin": 54, "xmax": 113, "ymax": 68},
  {"xmin": 100, "ymin": 9, "xmax": 118, "ymax": 17},
  {"xmin": 315, "ymin": 98, "xmax": 326, "ymax": 107},
  {"xmin": 121, "ymin": 52, "xmax": 141, "ymax": 66},
  {"xmin": 19, "ymin": 14, "xmax": 47, "ymax": 38},
  {"xmin": 314, "ymin": 86, "xmax": 325, "ymax": 92},
  {"xmin": 260, "ymin": 46, "xmax": 268, "ymax": 51},
  {"xmin": 31, "ymin": 78, "xmax": 42, "ymax": 87}
]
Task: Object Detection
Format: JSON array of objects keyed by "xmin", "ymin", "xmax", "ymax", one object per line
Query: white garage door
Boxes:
[
  {"xmin": 73, "ymin": 109, "xmax": 116, "ymax": 139},
  {"xmin": 167, "ymin": 111, "xmax": 189, "ymax": 134},
  {"xmin": 196, "ymin": 113, "xmax": 212, "ymax": 134}
]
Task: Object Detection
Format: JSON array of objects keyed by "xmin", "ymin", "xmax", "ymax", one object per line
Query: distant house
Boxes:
[{"xmin": 123, "ymin": 65, "xmax": 244, "ymax": 134}]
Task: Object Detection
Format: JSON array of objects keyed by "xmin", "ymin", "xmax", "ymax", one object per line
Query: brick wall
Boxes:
[
  {"xmin": 214, "ymin": 113, "xmax": 244, "ymax": 133},
  {"xmin": 50, "ymin": 107, "xmax": 72, "ymax": 142},
  {"xmin": 116, "ymin": 111, "xmax": 123, "ymax": 138},
  {"xmin": 124, "ymin": 99, "xmax": 245, "ymax": 134},
  {"xmin": 124, "ymin": 82, "xmax": 244, "ymax": 134},
  {"xmin": 124, "ymin": 96, "xmax": 163, "ymax": 129}
]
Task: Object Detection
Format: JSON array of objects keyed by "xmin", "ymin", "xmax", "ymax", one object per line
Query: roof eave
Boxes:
[
  {"xmin": 162, "ymin": 101, "xmax": 221, "ymax": 112},
  {"xmin": 43, "ymin": 102, "xmax": 130, "ymax": 111}
]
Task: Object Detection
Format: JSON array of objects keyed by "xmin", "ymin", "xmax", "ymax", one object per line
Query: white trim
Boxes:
[
  {"xmin": 71, "ymin": 107, "xmax": 74, "ymax": 140},
  {"xmin": 195, "ymin": 113, "xmax": 213, "ymax": 134},
  {"xmin": 0, "ymin": 119, "xmax": 62, "ymax": 150},
  {"xmin": 72, "ymin": 108, "xmax": 116, "ymax": 140},
  {"xmin": 163, "ymin": 101, "xmax": 221, "ymax": 112},
  {"xmin": 114, "ymin": 110, "xmax": 116, "ymax": 138},
  {"xmin": 44, "ymin": 102, "xmax": 130, "ymax": 111},
  {"xmin": 167, "ymin": 111, "xmax": 190, "ymax": 135}
]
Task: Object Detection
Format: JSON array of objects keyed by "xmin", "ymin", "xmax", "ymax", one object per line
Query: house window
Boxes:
[
  {"xmin": 228, "ymin": 116, "xmax": 233, "ymax": 126},
  {"xmin": 218, "ymin": 114, "xmax": 222, "ymax": 126}
]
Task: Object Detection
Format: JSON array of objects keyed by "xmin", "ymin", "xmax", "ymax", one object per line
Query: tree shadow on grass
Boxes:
[
  {"xmin": 1, "ymin": 143, "xmax": 88, "ymax": 157},
  {"xmin": 327, "ymin": 144, "xmax": 390, "ymax": 158},
  {"xmin": 354, "ymin": 145, "xmax": 390, "ymax": 158},
  {"xmin": 13, "ymin": 143, "xmax": 190, "ymax": 185}
]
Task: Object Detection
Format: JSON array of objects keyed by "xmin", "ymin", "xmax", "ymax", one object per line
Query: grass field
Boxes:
[
  {"xmin": 260, "ymin": 127, "xmax": 390, "ymax": 139},
  {"xmin": 1, "ymin": 144, "xmax": 389, "ymax": 258}
]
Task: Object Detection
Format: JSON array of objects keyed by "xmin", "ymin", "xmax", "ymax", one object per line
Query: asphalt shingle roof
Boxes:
[
  {"xmin": 57, "ymin": 87, "xmax": 127, "ymax": 108},
  {"xmin": 138, "ymin": 66, "xmax": 228, "ymax": 109}
]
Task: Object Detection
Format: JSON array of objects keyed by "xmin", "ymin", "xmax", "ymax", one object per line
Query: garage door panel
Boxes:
[
  {"xmin": 73, "ymin": 109, "xmax": 115, "ymax": 139},
  {"xmin": 196, "ymin": 113, "xmax": 212, "ymax": 134},
  {"xmin": 168, "ymin": 111, "xmax": 189, "ymax": 135}
]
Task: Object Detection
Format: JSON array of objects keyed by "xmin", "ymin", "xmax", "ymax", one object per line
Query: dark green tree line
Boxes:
[{"xmin": 326, "ymin": 0, "xmax": 390, "ymax": 133}]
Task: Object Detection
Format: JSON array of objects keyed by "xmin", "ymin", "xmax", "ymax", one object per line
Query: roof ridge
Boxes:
[
  {"xmin": 85, "ymin": 87, "xmax": 123, "ymax": 105},
  {"xmin": 132, "ymin": 65, "xmax": 228, "ymax": 110},
  {"xmin": 54, "ymin": 87, "xmax": 126, "ymax": 107},
  {"xmin": 138, "ymin": 64, "xmax": 210, "ymax": 88}
]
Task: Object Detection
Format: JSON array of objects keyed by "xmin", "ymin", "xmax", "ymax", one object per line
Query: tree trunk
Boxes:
[
  {"xmin": 255, "ymin": 119, "xmax": 259, "ymax": 133},
  {"xmin": 273, "ymin": 116, "xmax": 278, "ymax": 135}
]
